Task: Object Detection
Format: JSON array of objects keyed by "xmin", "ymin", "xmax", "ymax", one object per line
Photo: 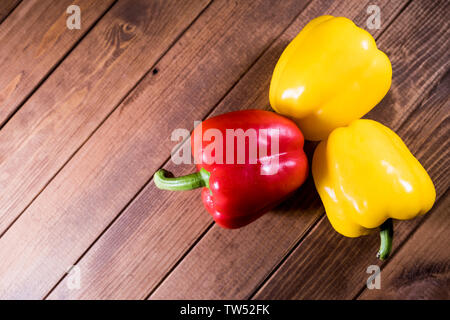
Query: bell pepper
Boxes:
[
  {"xmin": 154, "ymin": 110, "xmax": 308, "ymax": 228},
  {"xmin": 269, "ymin": 15, "xmax": 392, "ymax": 141},
  {"xmin": 312, "ymin": 119, "xmax": 436, "ymax": 260}
]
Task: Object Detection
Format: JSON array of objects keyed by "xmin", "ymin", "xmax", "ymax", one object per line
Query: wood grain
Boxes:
[
  {"xmin": 0, "ymin": 0, "xmax": 116, "ymax": 127},
  {"xmin": 356, "ymin": 71, "xmax": 450, "ymax": 300},
  {"xmin": 47, "ymin": 0, "xmax": 407, "ymax": 300},
  {"xmin": 0, "ymin": 0, "xmax": 312, "ymax": 300},
  {"xmin": 151, "ymin": 0, "xmax": 450, "ymax": 299},
  {"xmin": 0, "ymin": 0, "xmax": 20, "ymax": 24},
  {"xmin": 359, "ymin": 193, "xmax": 449, "ymax": 300},
  {"xmin": 43, "ymin": 0, "xmax": 319, "ymax": 300},
  {"xmin": 253, "ymin": 58, "xmax": 450, "ymax": 299},
  {"xmin": 0, "ymin": 0, "xmax": 210, "ymax": 236},
  {"xmin": 1, "ymin": 0, "xmax": 447, "ymax": 301}
]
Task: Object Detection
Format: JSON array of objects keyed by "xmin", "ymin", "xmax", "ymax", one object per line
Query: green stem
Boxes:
[
  {"xmin": 154, "ymin": 168, "xmax": 210, "ymax": 191},
  {"xmin": 377, "ymin": 218, "xmax": 393, "ymax": 261}
]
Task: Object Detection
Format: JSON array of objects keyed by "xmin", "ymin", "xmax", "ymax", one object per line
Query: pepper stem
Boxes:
[
  {"xmin": 377, "ymin": 218, "xmax": 393, "ymax": 261},
  {"xmin": 154, "ymin": 168, "xmax": 210, "ymax": 191}
]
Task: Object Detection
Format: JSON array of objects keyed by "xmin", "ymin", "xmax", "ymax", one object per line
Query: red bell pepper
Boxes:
[{"xmin": 154, "ymin": 110, "xmax": 308, "ymax": 228}]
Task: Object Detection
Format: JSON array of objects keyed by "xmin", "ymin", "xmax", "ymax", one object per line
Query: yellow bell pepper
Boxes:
[
  {"xmin": 312, "ymin": 119, "xmax": 436, "ymax": 260},
  {"xmin": 269, "ymin": 16, "xmax": 392, "ymax": 141}
]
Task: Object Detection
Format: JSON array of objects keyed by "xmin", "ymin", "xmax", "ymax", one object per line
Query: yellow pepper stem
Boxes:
[{"xmin": 377, "ymin": 218, "xmax": 393, "ymax": 261}]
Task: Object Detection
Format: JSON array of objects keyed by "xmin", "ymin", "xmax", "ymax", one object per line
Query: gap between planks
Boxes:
[
  {"xmin": 2, "ymin": 0, "xmax": 442, "ymax": 300},
  {"xmin": 0, "ymin": 0, "xmax": 21, "ymax": 25},
  {"xmin": 47, "ymin": 0, "xmax": 412, "ymax": 299},
  {"xmin": 148, "ymin": 0, "xmax": 414, "ymax": 300},
  {"xmin": 1, "ymin": 0, "xmax": 315, "ymax": 299},
  {"xmin": 0, "ymin": 0, "xmax": 120, "ymax": 238},
  {"xmin": 351, "ymin": 71, "xmax": 450, "ymax": 299},
  {"xmin": 37, "ymin": 0, "xmax": 216, "ymax": 299},
  {"xmin": 0, "ymin": 0, "xmax": 213, "ymax": 241},
  {"xmin": 352, "ymin": 193, "xmax": 449, "ymax": 299},
  {"xmin": 251, "ymin": 57, "xmax": 449, "ymax": 299},
  {"xmin": 0, "ymin": 0, "xmax": 119, "ymax": 129},
  {"xmin": 42, "ymin": 0, "xmax": 314, "ymax": 299},
  {"xmin": 147, "ymin": 0, "xmax": 448, "ymax": 300}
]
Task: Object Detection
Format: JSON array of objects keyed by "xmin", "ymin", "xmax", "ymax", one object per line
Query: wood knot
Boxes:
[{"xmin": 122, "ymin": 23, "xmax": 136, "ymax": 34}]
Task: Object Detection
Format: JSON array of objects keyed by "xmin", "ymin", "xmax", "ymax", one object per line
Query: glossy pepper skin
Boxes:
[
  {"xmin": 312, "ymin": 119, "xmax": 436, "ymax": 259},
  {"xmin": 269, "ymin": 15, "xmax": 392, "ymax": 141},
  {"xmin": 154, "ymin": 110, "xmax": 308, "ymax": 228}
]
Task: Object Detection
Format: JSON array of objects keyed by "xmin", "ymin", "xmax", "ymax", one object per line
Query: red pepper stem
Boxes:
[
  {"xmin": 377, "ymin": 218, "xmax": 393, "ymax": 261},
  {"xmin": 154, "ymin": 168, "xmax": 210, "ymax": 191}
]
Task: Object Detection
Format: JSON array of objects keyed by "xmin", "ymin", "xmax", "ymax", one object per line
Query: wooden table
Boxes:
[{"xmin": 0, "ymin": 0, "xmax": 448, "ymax": 300}]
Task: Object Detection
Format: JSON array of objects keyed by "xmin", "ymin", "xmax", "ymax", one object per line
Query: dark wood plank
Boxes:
[
  {"xmin": 0, "ymin": 0, "xmax": 116, "ymax": 127},
  {"xmin": 0, "ymin": 0, "xmax": 20, "ymax": 24},
  {"xmin": 358, "ymin": 193, "xmax": 449, "ymax": 300},
  {"xmin": 0, "ymin": 0, "xmax": 210, "ymax": 235},
  {"xmin": 253, "ymin": 65, "xmax": 449, "ymax": 299},
  {"xmin": 47, "ymin": 0, "xmax": 407, "ymax": 300},
  {"xmin": 44, "ymin": 0, "xmax": 317, "ymax": 300},
  {"xmin": 0, "ymin": 0, "xmax": 312, "ymax": 300},
  {"xmin": 150, "ymin": 0, "xmax": 450, "ymax": 299}
]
